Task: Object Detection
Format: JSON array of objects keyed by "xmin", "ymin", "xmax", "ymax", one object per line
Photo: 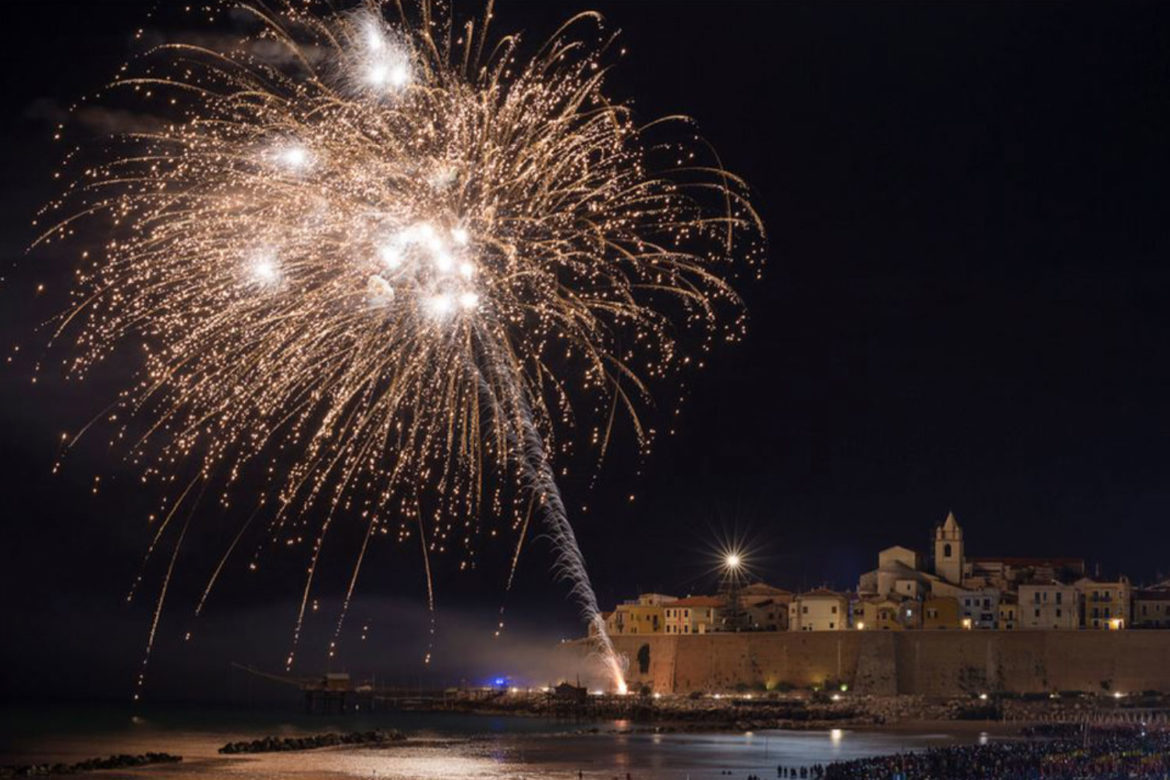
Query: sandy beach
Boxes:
[{"xmin": 1, "ymin": 705, "xmax": 1031, "ymax": 780}]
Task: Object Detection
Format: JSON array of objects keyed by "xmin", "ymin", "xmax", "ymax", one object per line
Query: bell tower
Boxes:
[{"xmin": 933, "ymin": 510, "xmax": 963, "ymax": 585}]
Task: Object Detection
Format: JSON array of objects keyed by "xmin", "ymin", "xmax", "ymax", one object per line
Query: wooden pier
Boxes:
[{"xmin": 231, "ymin": 663, "xmax": 504, "ymax": 714}]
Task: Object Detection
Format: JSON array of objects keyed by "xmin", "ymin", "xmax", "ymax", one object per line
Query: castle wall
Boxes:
[{"xmin": 610, "ymin": 631, "xmax": 1170, "ymax": 696}]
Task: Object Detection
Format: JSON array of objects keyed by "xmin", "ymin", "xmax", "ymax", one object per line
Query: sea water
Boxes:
[{"xmin": 0, "ymin": 704, "xmax": 1005, "ymax": 778}]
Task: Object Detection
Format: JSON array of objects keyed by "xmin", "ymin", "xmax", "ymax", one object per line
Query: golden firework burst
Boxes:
[{"xmin": 35, "ymin": 0, "xmax": 763, "ymax": 694}]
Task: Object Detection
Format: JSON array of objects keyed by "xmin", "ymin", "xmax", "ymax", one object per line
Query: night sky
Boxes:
[{"xmin": 3, "ymin": 1, "xmax": 1170, "ymax": 702}]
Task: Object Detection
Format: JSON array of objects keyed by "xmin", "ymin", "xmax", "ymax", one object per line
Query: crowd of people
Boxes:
[{"xmin": 816, "ymin": 725, "xmax": 1170, "ymax": 779}]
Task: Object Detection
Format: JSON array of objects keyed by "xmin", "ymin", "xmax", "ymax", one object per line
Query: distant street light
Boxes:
[{"xmin": 719, "ymin": 549, "xmax": 747, "ymax": 631}]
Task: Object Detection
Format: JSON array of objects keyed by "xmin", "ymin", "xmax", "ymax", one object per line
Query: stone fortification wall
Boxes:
[{"xmin": 610, "ymin": 631, "xmax": 1170, "ymax": 696}]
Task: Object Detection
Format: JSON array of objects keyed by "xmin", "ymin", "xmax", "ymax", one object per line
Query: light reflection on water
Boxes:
[{"xmin": 1, "ymin": 706, "xmax": 1007, "ymax": 779}]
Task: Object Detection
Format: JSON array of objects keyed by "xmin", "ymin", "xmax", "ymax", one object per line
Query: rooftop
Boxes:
[
  {"xmin": 670, "ymin": 596, "xmax": 724, "ymax": 607},
  {"xmin": 741, "ymin": 582, "xmax": 792, "ymax": 596},
  {"xmin": 802, "ymin": 588, "xmax": 847, "ymax": 599},
  {"xmin": 970, "ymin": 556, "xmax": 1085, "ymax": 568}
]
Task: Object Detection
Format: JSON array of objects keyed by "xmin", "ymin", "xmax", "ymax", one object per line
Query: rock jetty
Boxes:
[
  {"xmin": 0, "ymin": 752, "xmax": 180, "ymax": 777},
  {"xmin": 218, "ymin": 729, "xmax": 405, "ymax": 754}
]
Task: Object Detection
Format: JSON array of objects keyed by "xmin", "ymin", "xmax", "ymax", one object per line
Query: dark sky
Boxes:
[{"xmin": 3, "ymin": 0, "xmax": 1170, "ymax": 701}]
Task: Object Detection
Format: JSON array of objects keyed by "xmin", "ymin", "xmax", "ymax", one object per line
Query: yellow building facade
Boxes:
[
  {"xmin": 1075, "ymin": 577, "xmax": 1130, "ymax": 629},
  {"xmin": 664, "ymin": 596, "xmax": 723, "ymax": 634},
  {"xmin": 612, "ymin": 602, "xmax": 666, "ymax": 634},
  {"xmin": 857, "ymin": 597, "xmax": 906, "ymax": 631},
  {"xmin": 923, "ymin": 596, "xmax": 962, "ymax": 629},
  {"xmin": 997, "ymin": 596, "xmax": 1018, "ymax": 629}
]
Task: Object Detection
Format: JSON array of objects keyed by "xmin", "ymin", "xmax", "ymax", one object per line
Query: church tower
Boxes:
[{"xmin": 933, "ymin": 511, "xmax": 964, "ymax": 585}]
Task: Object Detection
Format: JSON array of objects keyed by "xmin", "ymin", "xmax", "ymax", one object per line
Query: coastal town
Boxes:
[{"xmin": 597, "ymin": 512, "xmax": 1170, "ymax": 637}]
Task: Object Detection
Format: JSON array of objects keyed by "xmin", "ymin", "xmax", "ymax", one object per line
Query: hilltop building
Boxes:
[
  {"xmin": 856, "ymin": 596, "xmax": 917, "ymax": 630},
  {"xmin": 603, "ymin": 591, "xmax": 678, "ymax": 636},
  {"xmin": 1133, "ymin": 580, "xmax": 1170, "ymax": 628},
  {"xmin": 664, "ymin": 596, "xmax": 723, "ymax": 634},
  {"xmin": 952, "ymin": 587, "xmax": 1000, "ymax": 629},
  {"xmin": 1075, "ymin": 577, "xmax": 1131, "ymax": 629},
  {"xmin": 966, "ymin": 557, "xmax": 1087, "ymax": 591},
  {"xmin": 1019, "ymin": 580, "xmax": 1079, "ymax": 630},
  {"xmin": 997, "ymin": 593, "xmax": 1019, "ymax": 630},
  {"xmin": 600, "ymin": 512, "xmax": 1144, "ymax": 637},
  {"xmin": 933, "ymin": 511, "xmax": 964, "ymax": 585},
  {"xmin": 923, "ymin": 596, "xmax": 962, "ymax": 629},
  {"xmin": 737, "ymin": 583, "xmax": 792, "ymax": 631},
  {"xmin": 605, "ymin": 593, "xmax": 677, "ymax": 635},
  {"xmin": 850, "ymin": 511, "xmax": 1109, "ymax": 631},
  {"xmin": 788, "ymin": 589, "xmax": 848, "ymax": 631}
]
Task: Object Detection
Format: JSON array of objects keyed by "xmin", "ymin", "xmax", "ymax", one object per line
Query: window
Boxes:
[
  {"xmin": 1035, "ymin": 609, "xmax": 1041, "ymax": 618},
  {"xmin": 1034, "ymin": 593, "xmax": 1041, "ymax": 604},
  {"xmin": 831, "ymin": 606, "xmax": 838, "ymax": 614},
  {"xmin": 1056, "ymin": 608, "xmax": 1062, "ymax": 618},
  {"xmin": 983, "ymin": 598, "xmax": 990, "ymax": 608},
  {"xmin": 829, "ymin": 622, "xmax": 835, "ymax": 629},
  {"xmin": 1092, "ymin": 608, "xmax": 1098, "ymax": 618},
  {"xmin": 1056, "ymin": 592, "xmax": 1062, "ymax": 605},
  {"xmin": 803, "ymin": 606, "xmax": 809, "ymax": 614},
  {"xmin": 944, "ymin": 543, "xmax": 952, "ymax": 558}
]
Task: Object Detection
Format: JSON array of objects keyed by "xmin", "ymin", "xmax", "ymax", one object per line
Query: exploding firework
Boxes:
[{"xmin": 34, "ymin": 0, "xmax": 763, "ymax": 695}]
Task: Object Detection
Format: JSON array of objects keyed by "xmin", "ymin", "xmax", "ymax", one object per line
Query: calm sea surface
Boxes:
[{"xmin": 0, "ymin": 705, "xmax": 1013, "ymax": 778}]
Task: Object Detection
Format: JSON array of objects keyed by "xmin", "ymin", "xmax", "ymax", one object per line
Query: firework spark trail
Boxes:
[
  {"xmin": 34, "ymin": 0, "xmax": 763, "ymax": 695},
  {"xmin": 328, "ymin": 513, "xmax": 377, "ymax": 660},
  {"xmin": 493, "ymin": 490, "xmax": 536, "ymax": 638},
  {"xmin": 512, "ymin": 390, "xmax": 626, "ymax": 691},
  {"xmin": 477, "ymin": 337, "xmax": 626, "ymax": 690}
]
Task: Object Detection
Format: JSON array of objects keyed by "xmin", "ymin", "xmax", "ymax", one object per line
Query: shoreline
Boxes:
[
  {"xmin": 425, "ymin": 689, "xmax": 1169, "ymax": 733},
  {"xmin": 3, "ymin": 710, "xmax": 1161, "ymax": 780},
  {"xmin": 3, "ymin": 699, "xmax": 1164, "ymax": 779}
]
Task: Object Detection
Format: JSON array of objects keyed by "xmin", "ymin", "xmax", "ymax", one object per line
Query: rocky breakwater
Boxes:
[
  {"xmin": 634, "ymin": 693, "xmax": 1000, "ymax": 729},
  {"xmin": 637, "ymin": 696, "xmax": 864, "ymax": 731},
  {"xmin": 0, "ymin": 752, "xmax": 181, "ymax": 777},
  {"xmin": 219, "ymin": 729, "xmax": 405, "ymax": 754},
  {"xmin": 441, "ymin": 689, "xmax": 1170, "ymax": 729},
  {"xmin": 452, "ymin": 690, "xmax": 870, "ymax": 729}
]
